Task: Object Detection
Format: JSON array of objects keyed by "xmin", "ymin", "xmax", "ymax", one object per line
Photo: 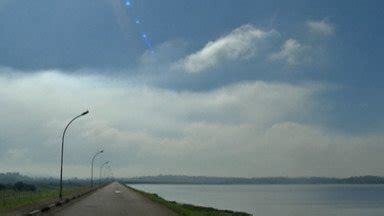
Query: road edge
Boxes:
[{"xmin": 24, "ymin": 184, "xmax": 109, "ymax": 216}]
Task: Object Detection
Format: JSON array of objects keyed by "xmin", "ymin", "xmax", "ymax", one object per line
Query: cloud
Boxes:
[
  {"xmin": 269, "ymin": 38, "xmax": 304, "ymax": 65},
  {"xmin": 306, "ymin": 19, "xmax": 335, "ymax": 36},
  {"xmin": 256, "ymin": 122, "xmax": 384, "ymax": 177},
  {"xmin": 0, "ymin": 69, "xmax": 383, "ymax": 178},
  {"xmin": 172, "ymin": 24, "xmax": 277, "ymax": 73},
  {"xmin": 0, "ymin": 69, "xmax": 317, "ymax": 176}
]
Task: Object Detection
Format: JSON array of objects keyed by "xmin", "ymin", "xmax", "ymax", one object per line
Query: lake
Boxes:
[{"xmin": 128, "ymin": 184, "xmax": 384, "ymax": 216}]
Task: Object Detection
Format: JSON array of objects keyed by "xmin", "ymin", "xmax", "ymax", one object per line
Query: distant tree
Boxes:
[
  {"xmin": 0, "ymin": 183, "xmax": 5, "ymax": 190},
  {"xmin": 13, "ymin": 181, "xmax": 36, "ymax": 191},
  {"xmin": 0, "ymin": 172, "xmax": 33, "ymax": 184}
]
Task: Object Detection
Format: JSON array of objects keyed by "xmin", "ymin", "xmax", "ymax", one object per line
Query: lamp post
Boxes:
[
  {"xmin": 107, "ymin": 166, "xmax": 113, "ymax": 180},
  {"xmin": 91, "ymin": 150, "xmax": 104, "ymax": 188},
  {"xmin": 104, "ymin": 166, "xmax": 111, "ymax": 180},
  {"xmin": 59, "ymin": 110, "xmax": 89, "ymax": 201},
  {"xmin": 99, "ymin": 161, "xmax": 109, "ymax": 183}
]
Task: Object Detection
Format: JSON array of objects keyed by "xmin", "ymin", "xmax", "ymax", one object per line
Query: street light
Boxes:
[
  {"xmin": 106, "ymin": 166, "xmax": 114, "ymax": 180},
  {"xmin": 59, "ymin": 110, "xmax": 89, "ymax": 201},
  {"xmin": 104, "ymin": 166, "xmax": 111, "ymax": 180},
  {"xmin": 99, "ymin": 161, "xmax": 110, "ymax": 183},
  {"xmin": 91, "ymin": 150, "xmax": 104, "ymax": 188},
  {"xmin": 106, "ymin": 166, "xmax": 113, "ymax": 180}
]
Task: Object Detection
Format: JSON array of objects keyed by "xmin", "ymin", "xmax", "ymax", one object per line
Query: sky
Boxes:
[{"xmin": 0, "ymin": 0, "xmax": 383, "ymax": 178}]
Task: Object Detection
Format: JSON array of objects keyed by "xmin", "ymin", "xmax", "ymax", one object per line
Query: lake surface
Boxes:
[{"xmin": 128, "ymin": 184, "xmax": 384, "ymax": 216}]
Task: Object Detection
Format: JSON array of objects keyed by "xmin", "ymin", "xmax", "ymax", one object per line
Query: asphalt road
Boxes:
[{"xmin": 45, "ymin": 182, "xmax": 178, "ymax": 216}]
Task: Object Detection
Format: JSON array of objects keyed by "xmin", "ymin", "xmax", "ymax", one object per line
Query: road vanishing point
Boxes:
[{"xmin": 45, "ymin": 182, "xmax": 178, "ymax": 216}]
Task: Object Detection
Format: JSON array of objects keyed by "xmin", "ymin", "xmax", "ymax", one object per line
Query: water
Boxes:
[{"xmin": 128, "ymin": 184, "xmax": 384, "ymax": 216}]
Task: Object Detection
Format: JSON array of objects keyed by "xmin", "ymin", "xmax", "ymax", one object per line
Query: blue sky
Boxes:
[{"xmin": 0, "ymin": 0, "xmax": 383, "ymax": 177}]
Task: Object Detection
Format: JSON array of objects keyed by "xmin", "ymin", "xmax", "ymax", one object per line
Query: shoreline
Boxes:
[{"xmin": 125, "ymin": 184, "xmax": 251, "ymax": 216}]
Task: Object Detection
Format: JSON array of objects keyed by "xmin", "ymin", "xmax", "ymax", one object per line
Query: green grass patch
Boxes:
[
  {"xmin": 0, "ymin": 184, "xmax": 90, "ymax": 213},
  {"xmin": 127, "ymin": 186, "xmax": 251, "ymax": 216}
]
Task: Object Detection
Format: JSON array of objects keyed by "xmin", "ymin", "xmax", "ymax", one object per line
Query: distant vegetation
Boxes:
[
  {"xmin": 0, "ymin": 172, "xmax": 101, "ymax": 186},
  {"xmin": 124, "ymin": 175, "xmax": 384, "ymax": 184},
  {"xmin": 0, "ymin": 181, "xmax": 36, "ymax": 192},
  {"xmin": 0, "ymin": 172, "xmax": 33, "ymax": 184}
]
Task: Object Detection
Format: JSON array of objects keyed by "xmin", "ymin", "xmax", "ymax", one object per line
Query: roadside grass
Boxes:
[
  {"xmin": 127, "ymin": 186, "xmax": 251, "ymax": 216},
  {"xmin": 0, "ymin": 185, "xmax": 90, "ymax": 213}
]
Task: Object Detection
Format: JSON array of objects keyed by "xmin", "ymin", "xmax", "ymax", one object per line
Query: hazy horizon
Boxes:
[{"xmin": 2, "ymin": 171, "xmax": 384, "ymax": 180}]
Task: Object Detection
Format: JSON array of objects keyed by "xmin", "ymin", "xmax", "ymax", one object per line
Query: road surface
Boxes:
[{"xmin": 45, "ymin": 182, "xmax": 178, "ymax": 216}]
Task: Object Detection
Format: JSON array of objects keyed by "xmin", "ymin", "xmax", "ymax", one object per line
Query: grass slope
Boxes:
[
  {"xmin": 127, "ymin": 185, "xmax": 251, "ymax": 216},
  {"xmin": 0, "ymin": 185, "xmax": 90, "ymax": 213}
]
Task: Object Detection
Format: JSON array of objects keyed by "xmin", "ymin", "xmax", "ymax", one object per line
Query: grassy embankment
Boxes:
[
  {"xmin": 0, "ymin": 184, "xmax": 90, "ymax": 213},
  {"xmin": 127, "ymin": 186, "xmax": 250, "ymax": 216}
]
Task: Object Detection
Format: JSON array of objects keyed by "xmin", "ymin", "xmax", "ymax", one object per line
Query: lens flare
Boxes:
[{"xmin": 122, "ymin": 0, "xmax": 154, "ymax": 52}]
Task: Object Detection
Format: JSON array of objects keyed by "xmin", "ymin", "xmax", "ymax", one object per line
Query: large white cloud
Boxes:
[
  {"xmin": 172, "ymin": 24, "xmax": 277, "ymax": 73},
  {"xmin": 0, "ymin": 70, "xmax": 383, "ymax": 178}
]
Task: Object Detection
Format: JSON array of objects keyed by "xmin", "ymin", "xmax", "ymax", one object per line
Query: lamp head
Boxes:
[
  {"xmin": 81, "ymin": 110, "xmax": 89, "ymax": 116},
  {"xmin": 100, "ymin": 150, "xmax": 104, "ymax": 153}
]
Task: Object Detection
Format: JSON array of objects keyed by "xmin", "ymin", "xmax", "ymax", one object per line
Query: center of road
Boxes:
[{"xmin": 45, "ymin": 182, "xmax": 178, "ymax": 216}]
